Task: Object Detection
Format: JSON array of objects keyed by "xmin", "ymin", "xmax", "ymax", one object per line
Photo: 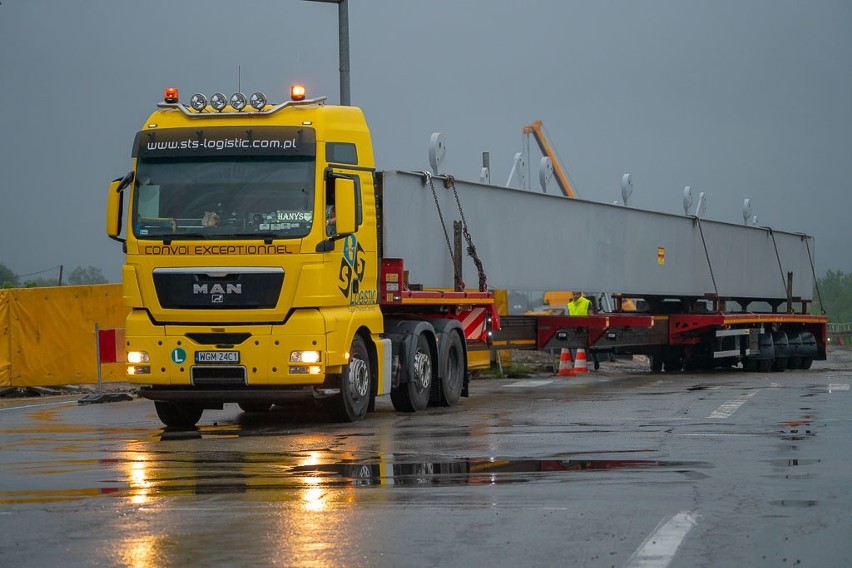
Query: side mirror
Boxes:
[
  {"xmin": 334, "ymin": 177, "xmax": 357, "ymax": 235},
  {"xmin": 106, "ymin": 172, "xmax": 132, "ymax": 241}
]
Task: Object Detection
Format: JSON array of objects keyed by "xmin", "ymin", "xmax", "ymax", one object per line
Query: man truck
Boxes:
[{"xmin": 106, "ymin": 85, "xmax": 827, "ymax": 428}]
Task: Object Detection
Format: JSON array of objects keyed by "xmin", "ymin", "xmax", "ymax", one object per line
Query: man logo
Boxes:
[
  {"xmin": 194, "ymin": 283, "xmax": 241, "ymax": 304},
  {"xmin": 193, "ymin": 283, "xmax": 242, "ymax": 295}
]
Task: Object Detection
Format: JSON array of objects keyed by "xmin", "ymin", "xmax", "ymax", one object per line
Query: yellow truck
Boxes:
[{"xmin": 106, "ymin": 86, "xmax": 496, "ymax": 427}]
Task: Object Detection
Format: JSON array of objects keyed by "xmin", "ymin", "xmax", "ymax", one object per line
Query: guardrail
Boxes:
[{"xmin": 828, "ymin": 322, "xmax": 852, "ymax": 333}]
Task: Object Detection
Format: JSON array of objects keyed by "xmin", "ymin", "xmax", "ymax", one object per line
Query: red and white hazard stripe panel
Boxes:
[{"xmin": 461, "ymin": 308, "xmax": 487, "ymax": 341}]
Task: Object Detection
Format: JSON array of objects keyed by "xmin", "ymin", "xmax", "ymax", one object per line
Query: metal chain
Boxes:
[
  {"xmin": 422, "ymin": 171, "xmax": 466, "ymax": 291},
  {"xmin": 696, "ymin": 218, "xmax": 719, "ymax": 301},
  {"xmin": 444, "ymin": 175, "xmax": 488, "ymax": 292},
  {"xmin": 768, "ymin": 228, "xmax": 790, "ymax": 292}
]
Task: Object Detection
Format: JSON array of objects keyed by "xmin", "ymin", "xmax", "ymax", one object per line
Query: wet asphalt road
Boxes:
[{"xmin": 0, "ymin": 351, "xmax": 850, "ymax": 568}]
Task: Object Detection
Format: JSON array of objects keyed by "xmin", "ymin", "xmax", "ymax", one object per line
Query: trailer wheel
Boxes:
[
  {"xmin": 663, "ymin": 354, "xmax": 683, "ymax": 373},
  {"xmin": 330, "ymin": 335, "xmax": 371, "ymax": 422},
  {"xmin": 771, "ymin": 357, "xmax": 788, "ymax": 372},
  {"xmin": 757, "ymin": 358, "xmax": 772, "ymax": 373},
  {"xmin": 800, "ymin": 357, "xmax": 813, "ymax": 370},
  {"xmin": 238, "ymin": 402, "xmax": 273, "ymax": 413},
  {"xmin": 432, "ymin": 330, "xmax": 464, "ymax": 407},
  {"xmin": 742, "ymin": 358, "xmax": 758, "ymax": 372},
  {"xmin": 154, "ymin": 401, "xmax": 204, "ymax": 429},
  {"xmin": 391, "ymin": 333, "xmax": 433, "ymax": 412}
]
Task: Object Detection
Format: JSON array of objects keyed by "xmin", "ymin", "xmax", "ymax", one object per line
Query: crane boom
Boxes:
[{"xmin": 522, "ymin": 120, "xmax": 576, "ymax": 197}]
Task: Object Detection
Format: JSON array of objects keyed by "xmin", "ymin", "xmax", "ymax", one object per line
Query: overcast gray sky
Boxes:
[{"xmin": 1, "ymin": 0, "xmax": 850, "ymax": 283}]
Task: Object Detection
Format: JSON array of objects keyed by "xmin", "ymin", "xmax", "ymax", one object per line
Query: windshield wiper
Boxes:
[
  {"xmin": 229, "ymin": 232, "xmax": 280, "ymax": 244},
  {"xmin": 161, "ymin": 233, "xmax": 208, "ymax": 243}
]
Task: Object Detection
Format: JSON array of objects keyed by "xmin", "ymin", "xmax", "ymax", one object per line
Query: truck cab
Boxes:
[{"xmin": 107, "ymin": 86, "xmax": 389, "ymax": 427}]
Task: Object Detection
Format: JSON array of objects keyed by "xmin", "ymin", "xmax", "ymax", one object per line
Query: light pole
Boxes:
[{"xmin": 304, "ymin": 0, "xmax": 350, "ymax": 106}]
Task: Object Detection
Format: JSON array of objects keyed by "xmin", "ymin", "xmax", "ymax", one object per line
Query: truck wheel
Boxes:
[
  {"xmin": 331, "ymin": 335, "xmax": 371, "ymax": 422},
  {"xmin": 238, "ymin": 402, "xmax": 273, "ymax": 413},
  {"xmin": 154, "ymin": 401, "xmax": 204, "ymax": 428},
  {"xmin": 757, "ymin": 358, "xmax": 772, "ymax": 372},
  {"xmin": 431, "ymin": 330, "xmax": 464, "ymax": 407},
  {"xmin": 391, "ymin": 333, "xmax": 433, "ymax": 412},
  {"xmin": 650, "ymin": 354, "xmax": 664, "ymax": 373},
  {"xmin": 742, "ymin": 358, "xmax": 758, "ymax": 372},
  {"xmin": 800, "ymin": 357, "xmax": 813, "ymax": 370},
  {"xmin": 771, "ymin": 357, "xmax": 788, "ymax": 372}
]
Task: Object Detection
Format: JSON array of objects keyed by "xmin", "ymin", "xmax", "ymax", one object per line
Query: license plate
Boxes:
[{"xmin": 195, "ymin": 351, "xmax": 240, "ymax": 363}]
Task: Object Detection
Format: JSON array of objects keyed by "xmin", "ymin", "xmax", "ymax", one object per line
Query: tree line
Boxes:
[
  {"xmin": 0, "ymin": 262, "xmax": 108, "ymax": 288},
  {"xmin": 814, "ymin": 270, "xmax": 852, "ymax": 323}
]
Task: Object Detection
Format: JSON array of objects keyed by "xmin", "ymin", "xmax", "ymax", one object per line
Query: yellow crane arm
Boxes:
[{"xmin": 522, "ymin": 120, "xmax": 576, "ymax": 197}]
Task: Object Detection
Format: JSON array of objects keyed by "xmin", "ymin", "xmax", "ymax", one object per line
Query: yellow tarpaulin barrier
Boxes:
[{"xmin": 0, "ymin": 284, "xmax": 129, "ymax": 388}]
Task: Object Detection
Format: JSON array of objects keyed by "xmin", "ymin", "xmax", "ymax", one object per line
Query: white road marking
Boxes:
[
  {"xmin": 828, "ymin": 384, "xmax": 849, "ymax": 392},
  {"xmin": 625, "ymin": 511, "xmax": 698, "ymax": 568},
  {"xmin": 503, "ymin": 379, "xmax": 554, "ymax": 388},
  {"xmin": 708, "ymin": 390, "xmax": 759, "ymax": 419},
  {"xmin": 0, "ymin": 400, "xmax": 77, "ymax": 412}
]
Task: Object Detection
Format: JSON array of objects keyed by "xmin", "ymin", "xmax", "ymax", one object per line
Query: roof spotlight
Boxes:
[
  {"xmin": 210, "ymin": 92, "xmax": 227, "ymax": 112},
  {"xmin": 230, "ymin": 92, "xmax": 247, "ymax": 111},
  {"xmin": 250, "ymin": 92, "xmax": 267, "ymax": 110},
  {"xmin": 189, "ymin": 93, "xmax": 207, "ymax": 112}
]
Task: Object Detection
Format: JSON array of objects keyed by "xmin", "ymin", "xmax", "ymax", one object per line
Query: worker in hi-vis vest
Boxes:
[
  {"xmin": 567, "ymin": 291, "xmax": 600, "ymax": 369},
  {"xmin": 567, "ymin": 290, "xmax": 592, "ymax": 316}
]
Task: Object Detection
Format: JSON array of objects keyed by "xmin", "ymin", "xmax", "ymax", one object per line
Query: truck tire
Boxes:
[
  {"xmin": 154, "ymin": 400, "xmax": 204, "ymax": 429},
  {"xmin": 391, "ymin": 332, "xmax": 433, "ymax": 412},
  {"xmin": 431, "ymin": 329, "xmax": 464, "ymax": 407},
  {"xmin": 800, "ymin": 357, "xmax": 813, "ymax": 370},
  {"xmin": 330, "ymin": 335, "xmax": 371, "ymax": 422}
]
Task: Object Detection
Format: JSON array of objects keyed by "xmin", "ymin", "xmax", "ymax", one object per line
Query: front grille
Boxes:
[
  {"xmin": 191, "ymin": 365, "xmax": 247, "ymax": 387},
  {"xmin": 153, "ymin": 267, "xmax": 284, "ymax": 309}
]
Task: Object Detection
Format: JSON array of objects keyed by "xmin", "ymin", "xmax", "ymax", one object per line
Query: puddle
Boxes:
[{"xmin": 0, "ymin": 455, "xmax": 711, "ymax": 505}]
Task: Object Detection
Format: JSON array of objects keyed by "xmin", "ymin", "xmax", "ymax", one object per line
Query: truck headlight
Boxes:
[
  {"xmin": 127, "ymin": 351, "xmax": 149, "ymax": 364},
  {"xmin": 291, "ymin": 351, "xmax": 321, "ymax": 363}
]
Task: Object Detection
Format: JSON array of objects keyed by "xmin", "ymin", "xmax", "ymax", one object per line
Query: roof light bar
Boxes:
[{"xmin": 157, "ymin": 86, "xmax": 325, "ymax": 116}]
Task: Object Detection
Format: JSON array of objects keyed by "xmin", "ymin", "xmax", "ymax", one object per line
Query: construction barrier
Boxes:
[{"xmin": 0, "ymin": 284, "xmax": 129, "ymax": 388}]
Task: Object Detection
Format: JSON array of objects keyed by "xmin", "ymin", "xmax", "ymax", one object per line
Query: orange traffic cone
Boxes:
[
  {"xmin": 556, "ymin": 348, "xmax": 575, "ymax": 376},
  {"xmin": 573, "ymin": 349, "xmax": 589, "ymax": 373}
]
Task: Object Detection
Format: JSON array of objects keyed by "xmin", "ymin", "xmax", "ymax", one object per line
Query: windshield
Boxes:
[{"xmin": 133, "ymin": 156, "xmax": 316, "ymax": 239}]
